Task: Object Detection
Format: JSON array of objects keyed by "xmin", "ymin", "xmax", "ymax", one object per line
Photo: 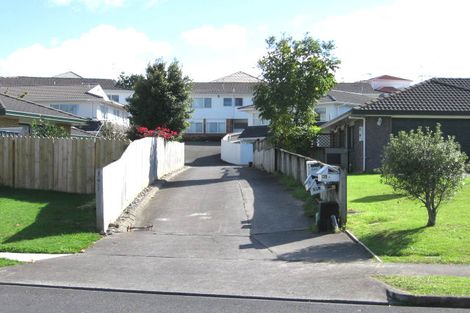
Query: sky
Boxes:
[{"xmin": 0, "ymin": 0, "xmax": 469, "ymax": 82}]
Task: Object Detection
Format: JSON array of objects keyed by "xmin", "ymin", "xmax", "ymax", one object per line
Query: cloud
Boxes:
[
  {"xmin": 310, "ymin": 0, "xmax": 470, "ymax": 82},
  {"xmin": 0, "ymin": 25, "xmax": 171, "ymax": 78},
  {"xmin": 182, "ymin": 25, "xmax": 248, "ymax": 50},
  {"xmin": 50, "ymin": 0, "xmax": 124, "ymax": 10}
]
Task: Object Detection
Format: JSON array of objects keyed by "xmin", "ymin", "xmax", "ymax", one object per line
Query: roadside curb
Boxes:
[
  {"xmin": 0, "ymin": 253, "xmax": 71, "ymax": 263},
  {"xmin": 344, "ymin": 230, "xmax": 383, "ymax": 263},
  {"xmin": 0, "ymin": 281, "xmax": 389, "ymax": 306},
  {"xmin": 386, "ymin": 287, "xmax": 470, "ymax": 308}
]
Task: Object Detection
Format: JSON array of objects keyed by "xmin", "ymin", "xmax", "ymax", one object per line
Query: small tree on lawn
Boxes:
[
  {"xmin": 380, "ymin": 124, "xmax": 468, "ymax": 227},
  {"xmin": 253, "ymin": 34, "xmax": 339, "ymax": 155},
  {"xmin": 126, "ymin": 59, "xmax": 192, "ymax": 133}
]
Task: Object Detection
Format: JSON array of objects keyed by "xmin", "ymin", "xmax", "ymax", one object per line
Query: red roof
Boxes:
[{"xmin": 371, "ymin": 75, "xmax": 412, "ymax": 81}]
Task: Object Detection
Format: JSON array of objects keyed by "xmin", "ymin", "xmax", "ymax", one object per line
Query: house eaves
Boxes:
[{"xmin": 5, "ymin": 110, "xmax": 86, "ymax": 124}]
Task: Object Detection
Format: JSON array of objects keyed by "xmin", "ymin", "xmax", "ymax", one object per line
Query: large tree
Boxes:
[
  {"xmin": 115, "ymin": 72, "xmax": 143, "ymax": 90},
  {"xmin": 380, "ymin": 124, "xmax": 468, "ymax": 226},
  {"xmin": 253, "ymin": 35, "xmax": 339, "ymax": 155},
  {"xmin": 126, "ymin": 60, "xmax": 192, "ymax": 133}
]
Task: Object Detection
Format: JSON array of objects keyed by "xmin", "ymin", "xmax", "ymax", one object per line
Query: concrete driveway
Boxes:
[{"xmin": 0, "ymin": 142, "xmax": 387, "ymax": 303}]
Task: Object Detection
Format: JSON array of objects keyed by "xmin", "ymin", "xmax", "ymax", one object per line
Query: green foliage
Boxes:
[
  {"xmin": 380, "ymin": 124, "xmax": 468, "ymax": 226},
  {"xmin": 115, "ymin": 72, "xmax": 143, "ymax": 90},
  {"xmin": 253, "ymin": 35, "xmax": 339, "ymax": 155},
  {"xmin": 98, "ymin": 121, "xmax": 128, "ymax": 141},
  {"xmin": 376, "ymin": 275, "xmax": 470, "ymax": 296},
  {"xmin": 278, "ymin": 175, "xmax": 319, "ymax": 221},
  {"xmin": 0, "ymin": 258, "xmax": 21, "ymax": 267},
  {"xmin": 126, "ymin": 59, "xmax": 192, "ymax": 133},
  {"xmin": 31, "ymin": 119, "xmax": 69, "ymax": 138},
  {"xmin": 348, "ymin": 174, "xmax": 470, "ymax": 264}
]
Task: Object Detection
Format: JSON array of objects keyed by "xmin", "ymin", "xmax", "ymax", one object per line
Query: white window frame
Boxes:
[
  {"xmin": 192, "ymin": 97, "xmax": 212, "ymax": 109},
  {"xmin": 50, "ymin": 104, "xmax": 78, "ymax": 115},
  {"xmin": 188, "ymin": 120, "xmax": 204, "ymax": 133},
  {"xmin": 206, "ymin": 120, "xmax": 226, "ymax": 134}
]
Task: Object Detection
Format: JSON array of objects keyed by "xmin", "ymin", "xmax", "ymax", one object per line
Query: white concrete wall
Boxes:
[
  {"xmin": 221, "ymin": 133, "xmax": 253, "ymax": 165},
  {"xmin": 96, "ymin": 137, "xmax": 184, "ymax": 232}
]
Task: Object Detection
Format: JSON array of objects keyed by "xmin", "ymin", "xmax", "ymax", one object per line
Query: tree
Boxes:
[
  {"xmin": 31, "ymin": 119, "xmax": 69, "ymax": 137},
  {"xmin": 253, "ymin": 35, "xmax": 339, "ymax": 155},
  {"xmin": 98, "ymin": 121, "xmax": 128, "ymax": 141},
  {"xmin": 115, "ymin": 72, "xmax": 143, "ymax": 90},
  {"xmin": 125, "ymin": 59, "xmax": 192, "ymax": 133},
  {"xmin": 380, "ymin": 124, "xmax": 468, "ymax": 227}
]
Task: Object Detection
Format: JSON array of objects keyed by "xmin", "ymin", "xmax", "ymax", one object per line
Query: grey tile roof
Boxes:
[
  {"xmin": 212, "ymin": 71, "xmax": 260, "ymax": 83},
  {"xmin": 0, "ymin": 85, "xmax": 102, "ymax": 102},
  {"xmin": 353, "ymin": 78, "xmax": 470, "ymax": 115},
  {"xmin": 321, "ymin": 90, "xmax": 378, "ymax": 105},
  {"xmin": 192, "ymin": 82, "xmax": 257, "ymax": 95},
  {"xmin": 333, "ymin": 82, "xmax": 381, "ymax": 95},
  {"xmin": 0, "ymin": 93, "xmax": 85, "ymax": 122},
  {"xmin": 0, "ymin": 76, "xmax": 127, "ymax": 90},
  {"xmin": 239, "ymin": 125, "xmax": 269, "ymax": 139}
]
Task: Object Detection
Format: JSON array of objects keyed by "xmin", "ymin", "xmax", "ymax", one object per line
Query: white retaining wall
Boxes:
[
  {"xmin": 221, "ymin": 133, "xmax": 254, "ymax": 165},
  {"xmin": 96, "ymin": 137, "xmax": 184, "ymax": 232}
]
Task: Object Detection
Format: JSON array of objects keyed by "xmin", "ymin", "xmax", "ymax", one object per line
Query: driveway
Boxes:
[{"xmin": 0, "ymin": 142, "xmax": 387, "ymax": 303}]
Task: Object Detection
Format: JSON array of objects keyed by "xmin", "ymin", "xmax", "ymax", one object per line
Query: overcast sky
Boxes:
[{"xmin": 0, "ymin": 0, "xmax": 468, "ymax": 82}]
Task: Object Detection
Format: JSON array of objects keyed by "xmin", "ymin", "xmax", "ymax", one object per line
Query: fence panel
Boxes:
[{"xmin": 0, "ymin": 136, "xmax": 129, "ymax": 194}]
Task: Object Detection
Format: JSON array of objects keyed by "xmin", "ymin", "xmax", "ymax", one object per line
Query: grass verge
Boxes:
[
  {"xmin": 376, "ymin": 275, "xmax": 470, "ymax": 297},
  {"xmin": 278, "ymin": 175, "xmax": 318, "ymax": 230},
  {"xmin": 0, "ymin": 187, "xmax": 101, "ymax": 254},
  {"xmin": 348, "ymin": 175, "xmax": 470, "ymax": 264},
  {"xmin": 0, "ymin": 258, "xmax": 21, "ymax": 267}
]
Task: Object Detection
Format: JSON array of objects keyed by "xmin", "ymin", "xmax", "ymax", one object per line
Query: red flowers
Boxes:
[{"xmin": 136, "ymin": 125, "xmax": 179, "ymax": 140}]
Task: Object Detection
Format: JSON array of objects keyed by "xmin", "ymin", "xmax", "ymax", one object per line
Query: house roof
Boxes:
[
  {"xmin": 321, "ymin": 90, "xmax": 378, "ymax": 105},
  {"xmin": 0, "ymin": 75, "xmax": 127, "ymax": 90},
  {"xmin": 332, "ymin": 82, "xmax": 381, "ymax": 95},
  {"xmin": 370, "ymin": 75, "xmax": 412, "ymax": 81},
  {"xmin": 212, "ymin": 71, "xmax": 260, "ymax": 83},
  {"xmin": 192, "ymin": 82, "xmax": 257, "ymax": 95},
  {"xmin": 352, "ymin": 78, "xmax": 470, "ymax": 115},
  {"xmin": 0, "ymin": 85, "xmax": 104, "ymax": 102},
  {"xmin": 71, "ymin": 126, "xmax": 95, "ymax": 137},
  {"xmin": 0, "ymin": 93, "xmax": 85, "ymax": 123},
  {"xmin": 239, "ymin": 125, "xmax": 269, "ymax": 139},
  {"xmin": 375, "ymin": 86, "xmax": 400, "ymax": 93}
]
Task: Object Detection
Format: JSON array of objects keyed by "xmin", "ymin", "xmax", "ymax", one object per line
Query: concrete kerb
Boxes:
[
  {"xmin": 344, "ymin": 230, "xmax": 383, "ymax": 263},
  {"xmin": 108, "ymin": 166, "xmax": 189, "ymax": 233},
  {"xmin": 0, "ymin": 253, "xmax": 71, "ymax": 263},
  {"xmin": 385, "ymin": 287, "xmax": 470, "ymax": 309}
]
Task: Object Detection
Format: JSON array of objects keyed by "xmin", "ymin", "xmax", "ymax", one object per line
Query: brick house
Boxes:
[{"xmin": 319, "ymin": 78, "xmax": 470, "ymax": 172}]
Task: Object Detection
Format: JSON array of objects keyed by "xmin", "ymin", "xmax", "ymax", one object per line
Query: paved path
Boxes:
[{"xmin": 8, "ymin": 142, "xmax": 470, "ymax": 303}]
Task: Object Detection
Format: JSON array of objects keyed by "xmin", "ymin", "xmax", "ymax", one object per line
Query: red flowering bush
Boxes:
[{"xmin": 136, "ymin": 125, "xmax": 180, "ymax": 141}]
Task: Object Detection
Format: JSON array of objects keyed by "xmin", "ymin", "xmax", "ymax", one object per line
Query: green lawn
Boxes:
[
  {"xmin": 376, "ymin": 275, "xmax": 470, "ymax": 297},
  {"xmin": 0, "ymin": 258, "xmax": 21, "ymax": 267},
  {"xmin": 0, "ymin": 187, "xmax": 101, "ymax": 254},
  {"xmin": 348, "ymin": 175, "xmax": 470, "ymax": 264}
]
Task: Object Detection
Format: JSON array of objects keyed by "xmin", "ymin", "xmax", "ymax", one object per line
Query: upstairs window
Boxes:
[
  {"xmin": 192, "ymin": 98, "xmax": 212, "ymax": 108},
  {"xmin": 108, "ymin": 95, "xmax": 120, "ymax": 102},
  {"xmin": 50, "ymin": 104, "xmax": 78, "ymax": 115},
  {"xmin": 315, "ymin": 107, "xmax": 327, "ymax": 122},
  {"xmin": 234, "ymin": 98, "xmax": 243, "ymax": 107},
  {"xmin": 223, "ymin": 98, "xmax": 233, "ymax": 107}
]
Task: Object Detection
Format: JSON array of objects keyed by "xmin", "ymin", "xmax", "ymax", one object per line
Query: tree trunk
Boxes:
[{"xmin": 427, "ymin": 209, "xmax": 436, "ymax": 227}]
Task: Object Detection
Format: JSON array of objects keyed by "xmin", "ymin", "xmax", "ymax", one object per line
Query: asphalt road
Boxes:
[{"xmin": 1, "ymin": 285, "xmax": 467, "ymax": 313}]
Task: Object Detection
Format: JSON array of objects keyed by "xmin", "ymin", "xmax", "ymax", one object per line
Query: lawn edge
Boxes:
[
  {"xmin": 386, "ymin": 287, "xmax": 470, "ymax": 308},
  {"xmin": 344, "ymin": 230, "xmax": 383, "ymax": 263}
]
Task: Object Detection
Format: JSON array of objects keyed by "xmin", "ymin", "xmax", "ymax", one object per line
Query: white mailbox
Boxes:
[{"xmin": 304, "ymin": 161, "xmax": 340, "ymax": 195}]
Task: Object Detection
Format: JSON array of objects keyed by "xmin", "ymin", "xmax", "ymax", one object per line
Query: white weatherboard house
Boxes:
[
  {"xmin": 186, "ymin": 71, "xmax": 264, "ymax": 137},
  {"xmin": 0, "ymin": 72, "xmax": 132, "ymax": 129}
]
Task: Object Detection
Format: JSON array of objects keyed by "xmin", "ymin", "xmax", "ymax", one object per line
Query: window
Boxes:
[
  {"xmin": 100, "ymin": 105, "xmax": 108, "ymax": 119},
  {"xmin": 206, "ymin": 121, "xmax": 226, "ymax": 133},
  {"xmin": 192, "ymin": 98, "xmax": 212, "ymax": 108},
  {"xmin": 108, "ymin": 95, "xmax": 120, "ymax": 102},
  {"xmin": 223, "ymin": 98, "xmax": 233, "ymax": 107},
  {"xmin": 233, "ymin": 119, "xmax": 248, "ymax": 132},
  {"xmin": 188, "ymin": 121, "xmax": 203, "ymax": 133},
  {"xmin": 234, "ymin": 98, "xmax": 243, "ymax": 107},
  {"xmin": 113, "ymin": 109, "xmax": 120, "ymax": 119},
  {"xmin": 315, "ymin": 107, "xmax": 327, "ymax": 121},
  {"xmin": 50, "ymin": 104, "xmax": 78, "ymax": 115}
]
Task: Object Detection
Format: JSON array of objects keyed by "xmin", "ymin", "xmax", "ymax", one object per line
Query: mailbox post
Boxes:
[{"xmin": 304, "ymin": 161, "xmax": 347, "ymax": 231}]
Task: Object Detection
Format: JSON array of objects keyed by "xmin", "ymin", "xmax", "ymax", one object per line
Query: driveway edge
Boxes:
[
  {"xmin": 344, "ymin": 230, "xmax": 383, "ymax": 263},
  {"xmin": 386, "ymin": 287, "xmax": 470, "ymax": 308}
]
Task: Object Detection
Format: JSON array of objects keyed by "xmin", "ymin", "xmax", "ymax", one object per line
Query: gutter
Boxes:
[{"xmin": 5, "ymin": 110, "xmax": 86, "ymax": 125}]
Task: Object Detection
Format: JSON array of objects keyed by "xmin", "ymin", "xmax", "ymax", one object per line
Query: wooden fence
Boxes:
[{"xmin": 0, "ymin": 136, "xmax": 129, "ymax": 194}]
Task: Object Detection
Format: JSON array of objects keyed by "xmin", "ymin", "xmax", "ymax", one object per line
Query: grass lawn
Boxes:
[
  {"xmin": 0, "ymin": 187, "xmax": 101, "ymax": 254},
  {"xmin": 348, "ymin": 175, "xmax": 470, "ymax": 264},
  {"xmin": 376, "ymin": 275, "xmax": 470, "ymax": 297},
  {"xmin": 0, "ymin": 258, "xmax": 21, "ymax": 267}
]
